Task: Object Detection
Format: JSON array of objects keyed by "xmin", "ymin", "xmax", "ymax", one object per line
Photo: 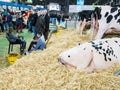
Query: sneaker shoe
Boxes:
[
  {"xmin": 24, "ymin": 51, "xmax": 29, "ymax": 55},
  {"xmin": 20, "ymin": 49, "xmax": 24, "ymax": 55}
]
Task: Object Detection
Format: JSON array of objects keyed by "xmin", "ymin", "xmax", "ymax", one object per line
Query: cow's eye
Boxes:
[
  {"xmin": 78, "ymin": 43, "xmax": 81, "ymax": 45},
  {"xmin": 68, "ymin": 55, "xmax": 70, "ymax": 58}
]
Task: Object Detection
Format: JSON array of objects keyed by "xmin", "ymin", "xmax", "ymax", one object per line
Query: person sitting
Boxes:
[
  {"xmin": 7, "ymin": 27, "xmax": 26, "ymax": 55},
  {"xmin": 25, "ymin": 32, "xmax": 45, "ymax": 54},
  {"xmin": 27, "ymin": 35, "xmax": 39, "ymax": 52}
]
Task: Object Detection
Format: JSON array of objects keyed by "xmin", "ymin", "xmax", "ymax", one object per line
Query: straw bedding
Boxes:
[{"xmin": 0, "ymin": 29, "xmax": 120, "ymax": 90}]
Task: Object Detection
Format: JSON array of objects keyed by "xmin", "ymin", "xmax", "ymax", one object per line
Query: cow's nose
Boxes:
[
  {"xmin": 58, "ymin": 57, "xmax": 61, "ymax": 62},
  {"xmin": 58, "ymin": 57, "xmax": 66, "ymax": 65}
]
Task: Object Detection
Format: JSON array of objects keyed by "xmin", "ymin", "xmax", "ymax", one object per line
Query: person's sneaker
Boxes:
[
  {"xmin": 24, "ymin": 51, "xmax": 29, "ymax": 55},
  {"xmin": 20, "ymin": 49, "xmax": 24, "ymax": 55}
]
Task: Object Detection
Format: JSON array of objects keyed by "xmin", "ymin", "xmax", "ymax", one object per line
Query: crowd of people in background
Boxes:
[{"xmin": 0, "ymin": 7, "xmax": 71, "ymax": 55}]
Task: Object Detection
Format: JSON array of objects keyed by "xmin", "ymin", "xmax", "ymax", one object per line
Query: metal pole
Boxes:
[
  {"xmin": 65, "ymin": 0, "xmax": 69, "ymax": 14},
  {"xmin": 44, "ymin": 0, "xmax": 46, "ymax": 8}
]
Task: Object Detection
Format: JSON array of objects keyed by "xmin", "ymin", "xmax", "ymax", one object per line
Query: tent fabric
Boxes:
[{"xmin": 0, "ymin": 1, "xmax": 32, "ymax": 9}]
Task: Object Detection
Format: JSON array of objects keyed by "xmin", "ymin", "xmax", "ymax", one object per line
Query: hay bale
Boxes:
[{"xmin": 0, "ymin": 30, "xmax": 120, "ymax": 90}]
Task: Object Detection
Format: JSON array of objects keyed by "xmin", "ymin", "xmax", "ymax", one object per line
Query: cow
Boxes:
[
  {"xmin": 77, "ymin": 10, "xmax": 93, "ymax": 35},
  {"xmin": 58, "ymin": 38, "xmax": 120, "ymax": 73},
  {"xmin": 92, "ymin": 6, "xmax": 120, "ymax": 39}
]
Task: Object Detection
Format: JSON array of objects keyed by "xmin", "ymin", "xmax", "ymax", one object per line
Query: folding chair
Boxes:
[{"xmin": 6, "ymin": 33, "xmax": 23, "ymax": 54}]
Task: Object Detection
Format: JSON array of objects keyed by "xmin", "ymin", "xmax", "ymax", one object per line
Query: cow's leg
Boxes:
[
  {"xmin": 89, "ymin": 17, "xmax": 95, "ymax": 40},
  {"xmin": 78, "ymin": 20, "xmax": 82, "ymax": 34},
  {"xmin": 80, "ymin": 19, "xmax": 86, "ymax": 36},
  {"xmin": 91, "ymin": 13, "xmax": 99, "ymax": 40},
  {"xmin": 76, "ymin": 21, "xmax": 81, "ymax": 33},
  {"xmin": 89, "ymin": 13, "xmax": 99, "ymax": 40},
  {"xmin": 92, "ymin": 22, "xmax": 99, "ymax": 40},
  {"xmin": 86, "ymin": 60, "xmax": 95, "ymax": 73},
  {"xmin": 95, "ymin": 28, "xmax": 108, "ymax": 39},
  {"xmin": 77, "ymin": 51, "xmax": 93, "ymax": 71},
  {"xmin": 94, "ymin": 20, "xmax": 109, "ymax": 39}
]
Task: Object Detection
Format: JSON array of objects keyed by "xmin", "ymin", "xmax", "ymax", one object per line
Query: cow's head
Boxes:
[
  {"xmin": 58, "ymin": 46, "xmax": 80, "ymax": 70},
  {"xmin": 58, "ymin": 44, "xmax": 91, "ymax": 70}
]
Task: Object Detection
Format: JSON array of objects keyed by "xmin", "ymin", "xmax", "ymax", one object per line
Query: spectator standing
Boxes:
[
  {"xmin": 7, "ymin": 13, "xmax": 13, "ymax": 28},
  {"xmin": 12, "ymin": 13, "xmax": 17, "ymax": 30},
  {"xmin": 27, "ymin": 9, "xmax": 32, "ymax": 32},
  {"xmin": 0, "ymin": 13, "xmax": 4, "ymax": 32},
  {"xmin": 43, "ymin": 10, "xmax": 50, "ymax": 41},
  {"xmin": 35, "ymin": 10, "xmax": 45, "ymax": 36},
  {"xmin": 23, "ymin": 16, "xmax": 28, "ymax": 28},
  {"xmin": 3, "ymin": 9, "xmax": 8, "ymax": 16},
  {"xmin": 57, "ymin": 13, "xmax": 61, "ymax": 25},
  {"xmin": 29, "ymin": 9, "xmax": 38, "ymax": 36},
  {"xmin": 16, "ymin": 13, "xmax": 24, "ymax": 33},
  {"xmin": 2, "ymin": 14, "xmax": 8, "ymax": 31}
]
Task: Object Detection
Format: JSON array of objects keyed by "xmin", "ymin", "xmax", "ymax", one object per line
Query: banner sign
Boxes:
[
  {"xmin": 69, "ymin": 5, "xmax": 94, "ymax": 13},
  {"xmin": 77, "ymin": 0, "xmax": 84, "ymax": 5}
]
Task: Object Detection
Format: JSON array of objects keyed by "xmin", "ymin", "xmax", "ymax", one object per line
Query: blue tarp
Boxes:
[
  {"xmin": 0, "ymin": 1, "xmax": 32, "ymax": 8},
  {"xmin": 36, "ymin": 7, "xmax": 44, "ymax": 10},
  {"xmin": 36, "ymin": 7, "xmax": 48, "ymax": 10}
]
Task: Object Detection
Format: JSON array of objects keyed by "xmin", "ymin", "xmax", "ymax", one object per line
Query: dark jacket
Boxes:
[
  {"xmin": 35, "ymin": 15, "xmax": 45, "ymax": 34},
  {"xmin": 29, "ymin": 13, "xmax": 38, "ymax": 26},
  {"xmin": 44, "ymin": 13, "xmax": 50, "ymax": 30},
  {"xmin": 7, "ymin": 15, "xmax": 12, "ymax": 22},
  {"xmin": 7, "ymin": 33, "xmax": 19, "ymax": 42}
]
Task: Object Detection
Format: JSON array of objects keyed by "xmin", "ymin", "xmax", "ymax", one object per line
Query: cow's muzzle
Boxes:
[{"xmin": 58, "ymin": 57, "xmax": 67, "ymax": 66}]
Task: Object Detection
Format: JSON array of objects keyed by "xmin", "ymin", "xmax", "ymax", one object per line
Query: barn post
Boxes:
[
  {"xmin": 65, "ymin": 0, "xmax": 69, "ymax": 14},
  {"xmin": 64, "ymin": 0, "xmax": 69, "ymax": 28}
]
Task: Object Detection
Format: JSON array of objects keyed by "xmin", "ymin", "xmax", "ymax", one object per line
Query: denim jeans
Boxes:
[
  {"xmin": 3, "ymin": 22, "xmax": 8, "ymax": 30},
  {"xmin": 32, "ymin": 26, "xmax": 37, "ymax": 36}
]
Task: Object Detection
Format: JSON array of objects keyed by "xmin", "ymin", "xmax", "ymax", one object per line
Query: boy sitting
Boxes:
[
  {"xmin": 7, "ymin": 27, "xmax": 26, "ymax": 55},
  {"xmin": 25, "ymin": 32, "xmax": 45, "ymax": 55}
]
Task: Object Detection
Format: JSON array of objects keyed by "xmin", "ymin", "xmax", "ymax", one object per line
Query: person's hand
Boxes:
[{"xmin": 18, "ymin": 36, "xmax": 24, "ymax": 40}]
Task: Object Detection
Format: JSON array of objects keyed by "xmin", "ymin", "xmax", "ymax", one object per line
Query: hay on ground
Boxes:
[{"xmin": 0, "ymin": 30, "xmax": 120, "ymax": 90}]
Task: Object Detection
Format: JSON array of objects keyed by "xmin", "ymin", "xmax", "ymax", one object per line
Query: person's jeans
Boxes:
[
  {"xmin": 28, "ymin": 41, "xmax": 37, "ymax": 51},
  {"xmin": 50, "ymin": 18, "xmax": 56, "ymax": 24},
  {"xmin": 28, "ymin": 21, "xmax": 32, "ymax": 31},
  {"xmin": 32, "ymin": 26, "xmax": 36, "ymax": 36},
  {"xmin": 3, "ymin": 22, "xmax": 8, "ymax": 30},
  {"xmin": 8, "ymin": 22, "xmax": 13, "ymax": 28},
  {"xmin": 0, "ymin": 23, "xmax": 4, "ymax": 32},
  {"xmin": 15, "ymin": 39, "xmax": 26, "ymax": 51}
]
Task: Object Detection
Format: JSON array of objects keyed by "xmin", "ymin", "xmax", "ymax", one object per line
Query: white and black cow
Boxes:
[
  {"xmin": 58, "ymin": 38, "xmax": 120, "ymax": 73},
  {"xmin": 77, "ymin": 10, "xmax": 93, "ymax": 35},
  {"xmin": 92, "ymin": 6, "xmax": 120, "ymax": 39}
]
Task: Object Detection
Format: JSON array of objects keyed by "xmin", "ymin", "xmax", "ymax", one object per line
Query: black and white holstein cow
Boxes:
[
  {"xmin": 92, "ymin": 6, "xmax": 120, "ymax": 39},
  {"xmin": 58, "ymin": 38, "xmax": 120, "ymax": 73},
  {"xmin": 77, "ymin": 10, "xmax": 93, "ymax": 35}
]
